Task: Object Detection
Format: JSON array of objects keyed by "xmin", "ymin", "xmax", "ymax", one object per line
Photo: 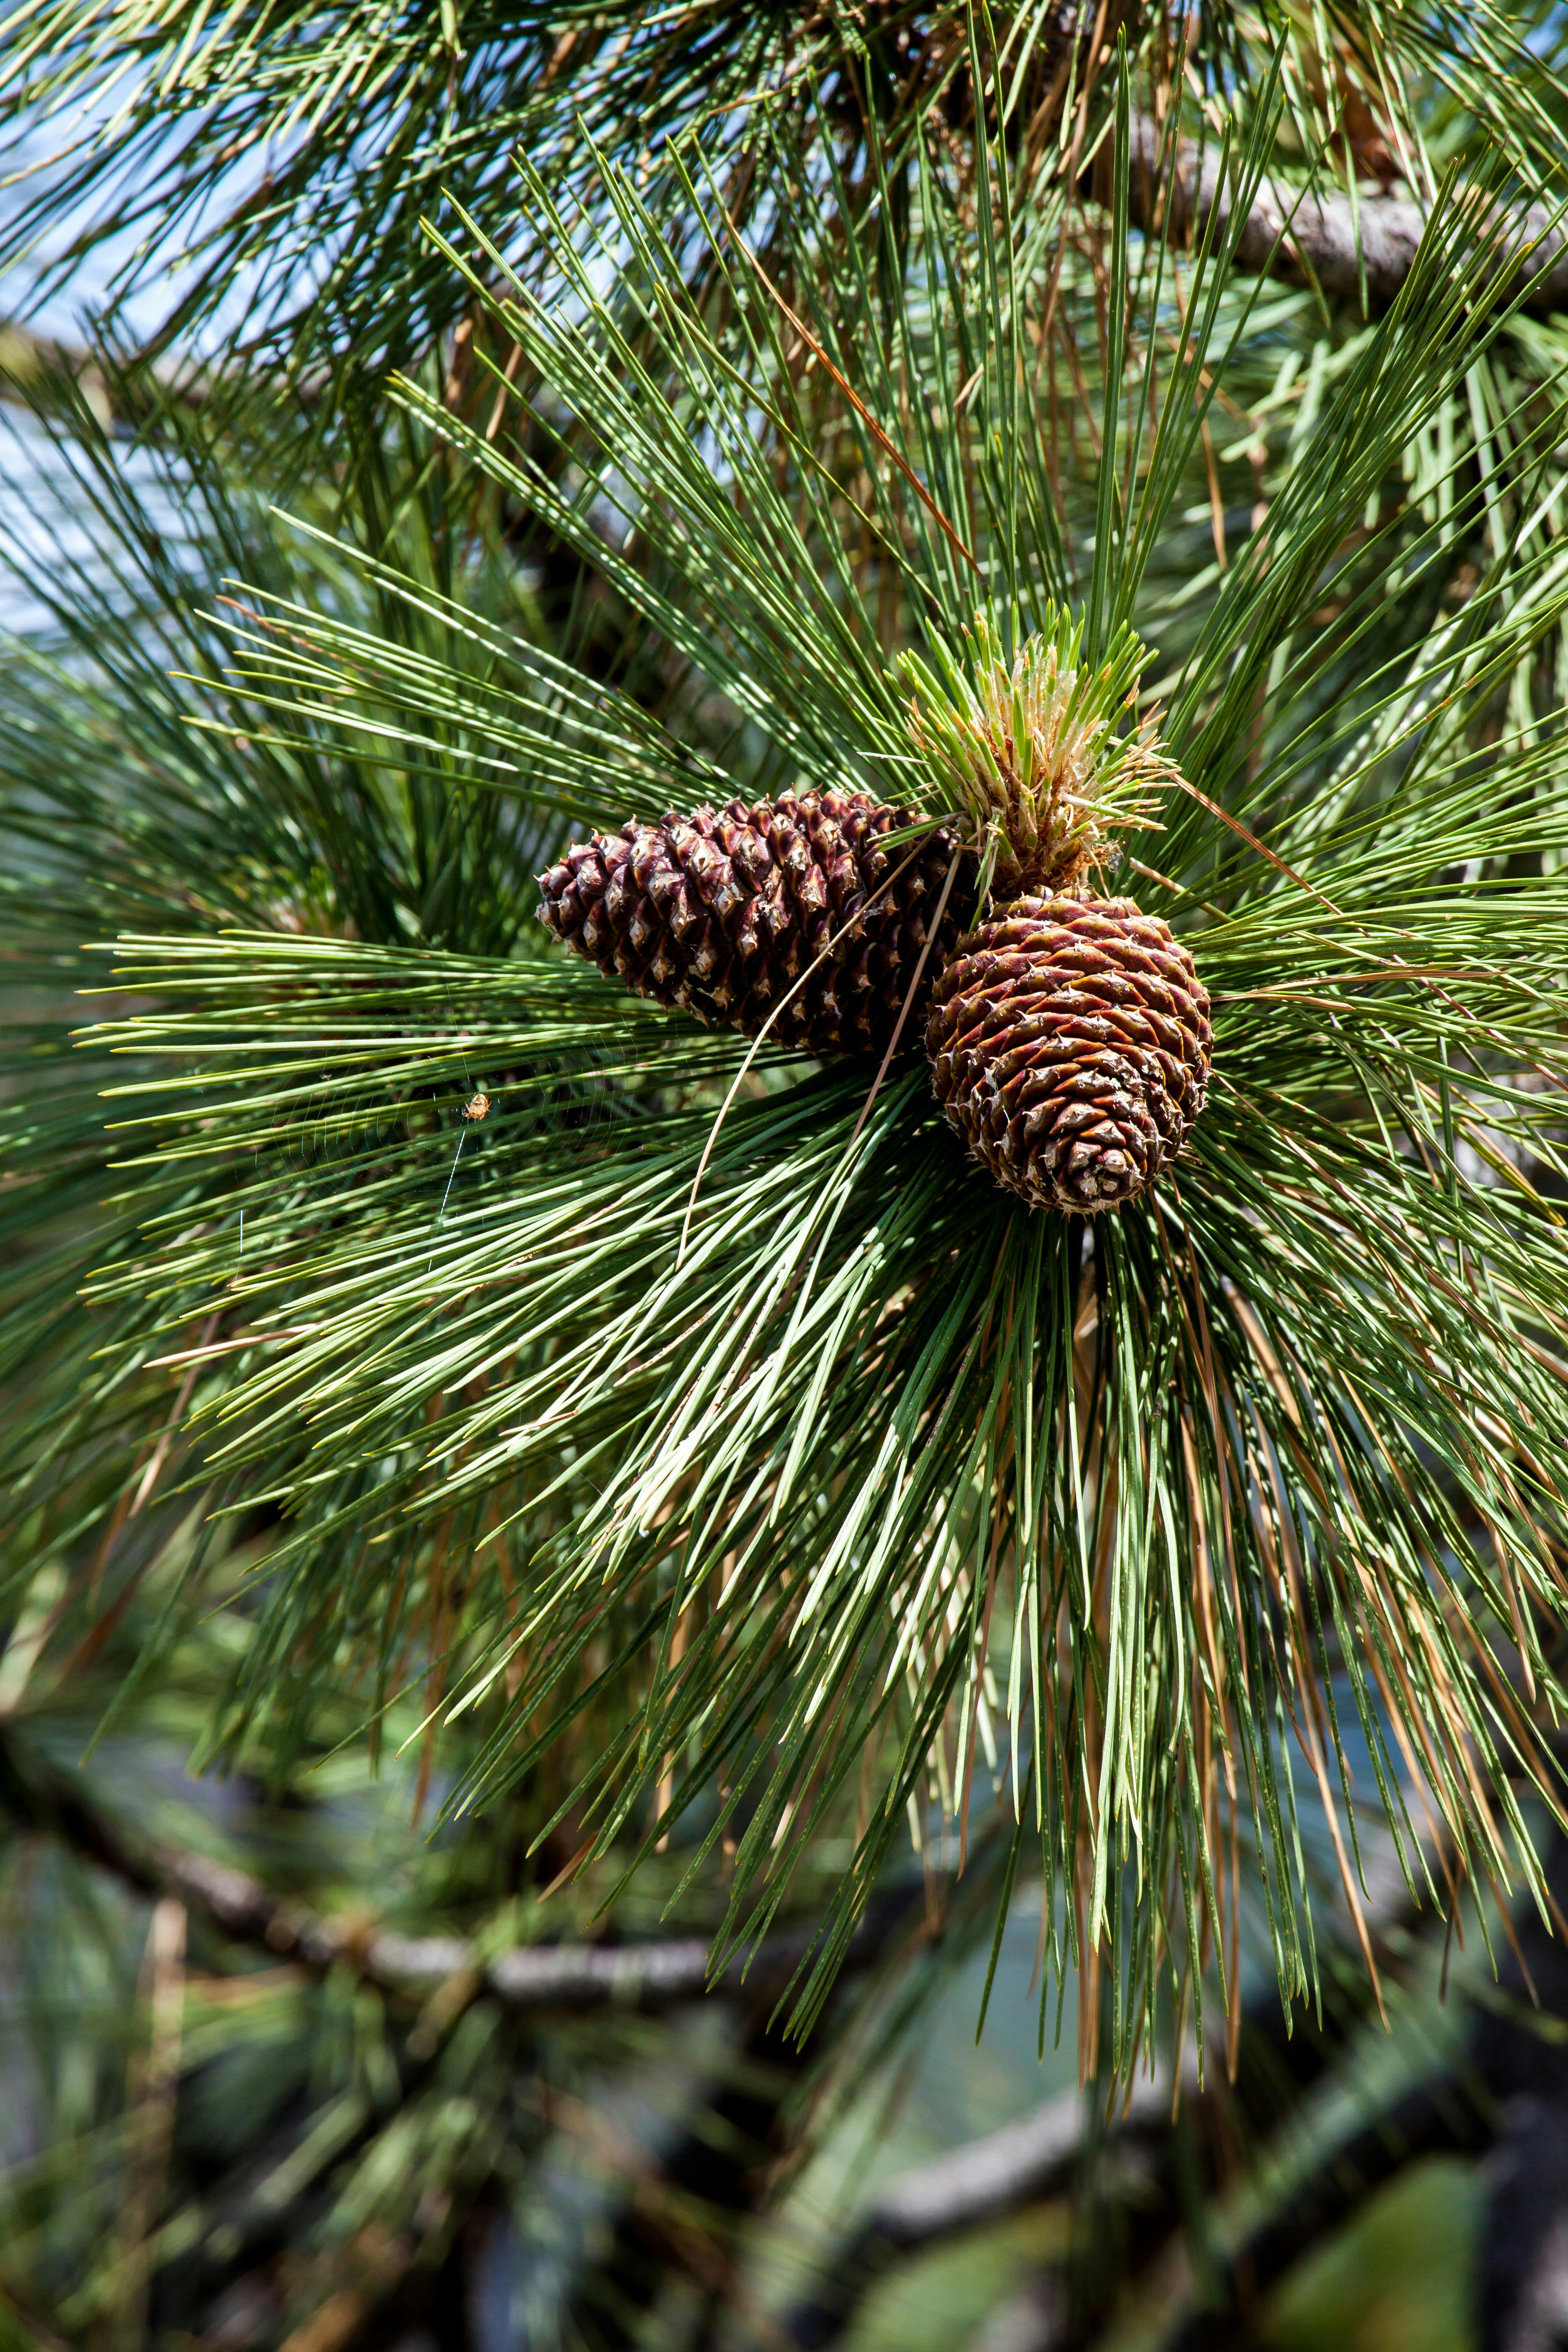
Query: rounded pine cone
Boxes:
[
  {"xmin": 925, "ymin": 893, "xmax": 1211, "ymax": 1214},
  {"xmin": 538, "ymin": 790, "xmax": 960, "ymax": 1059}
]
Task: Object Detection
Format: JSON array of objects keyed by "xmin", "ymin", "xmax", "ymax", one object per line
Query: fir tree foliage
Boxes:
[{"xmin": 3, "ymin": 39, "xmax": 1562, "ymax": 2083}]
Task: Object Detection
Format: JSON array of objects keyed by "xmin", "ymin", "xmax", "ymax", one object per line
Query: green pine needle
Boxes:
[{"xmin": 8, "ymin": 36, "xmax": 1568, "ymax": 2082}]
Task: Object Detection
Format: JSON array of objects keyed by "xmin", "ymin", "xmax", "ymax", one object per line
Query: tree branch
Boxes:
[
  {"xmin": 0, "ymin": 1727, "xmax": 928, "ymax": 2016},
  {"xmin": 8, "ymin": 131, "xmax": 1565, "ymax": 453},
  {"xmin": 783, "ymin": 1833, "xmax": 1451, "ymax": 2352},
  {"xmin": 1124, "ymin": 117, "xmax": 1568, "ymax": 313},
  {"xmin": 784, "ymin": 2072, "xmax": 1184, "ymax": 2350},
  {"xmin": 1151, "ymin": 2079, "xmax": 1488, "ymax": 2350}
]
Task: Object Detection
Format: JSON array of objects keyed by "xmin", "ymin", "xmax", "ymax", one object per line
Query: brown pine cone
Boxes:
[
  {"xmin": 537, "ymin": 790, "xmax": 962, "ymax": 1059},
  {"xmin": 924, "ymin": 893, "xmax": 1211, "ymax": 1213}
]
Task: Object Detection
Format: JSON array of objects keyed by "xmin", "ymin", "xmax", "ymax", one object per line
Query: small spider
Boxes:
[{"xmin": 435, "ymin": 1088, "xmax": 495, "ymax": 1237}]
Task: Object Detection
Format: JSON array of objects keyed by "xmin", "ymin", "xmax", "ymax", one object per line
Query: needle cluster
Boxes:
[{"xmin": 897, "ymin": 608, "xmax": 1173, "ymax": 895}]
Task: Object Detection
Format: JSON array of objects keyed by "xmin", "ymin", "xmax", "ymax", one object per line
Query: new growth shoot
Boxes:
[{"xmin": 896, "ymin": 606, "xmax": 1174, "ymax": 898}]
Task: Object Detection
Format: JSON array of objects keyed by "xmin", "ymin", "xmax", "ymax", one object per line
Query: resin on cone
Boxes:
[
  {"xmin": 899, "ymin": 609, "xmax": 1212, "ymax": 1214},
  {"xmin": 538, "ymin": 789, "xmax": 961, "ymax": 1059}
]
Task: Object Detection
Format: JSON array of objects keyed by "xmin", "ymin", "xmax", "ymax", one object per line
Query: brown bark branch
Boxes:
[
  {"xmin": 6, "ymin": 135, "xmax": 1565, "ymax": 450},
  {"xmin": 1124, "ymin": 116, "xmax": 1568, "ymax": 314}
]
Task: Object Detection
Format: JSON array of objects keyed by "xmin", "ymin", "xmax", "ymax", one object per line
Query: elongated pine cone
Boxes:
[
  {"xmin": 538, "ymin": 791, "xmax": 961, "ymax": 1058},
  {"xmin": 925, "ymin": 894, "xmax": 1211, "ymax": 1213}
]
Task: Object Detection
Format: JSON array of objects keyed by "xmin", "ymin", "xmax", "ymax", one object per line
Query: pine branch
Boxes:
[
  {"xmin": 13, "ymin": 13, "xmax": 1568, "ymax": 2089},
  {"xmin": 5, "ymin": 0, "xmax": 1565, "ymax": 377},
  {"xmin": 0, "ymin": 1726, "xmax": 932, "ymax": 2013},
  {"xmin": 1470, "ymin": 1828, "xmax": 1568, "ymax": 2352},
  {"xmin": 10, "ymin": 116, "xmax": 1567, "ymax": 470},
  {"xmin": 1126, "ymin": 113, "xmax": 1568, "ymax": 313},
  {"xmin": 785, "ymin": 2075, "xmax": 1185, "ymax": 2352},
  {"xmin": 28, "ymin": 88, "xmax": 1568, "ymax": 2073},
  {"xmin": 786, "ymin": 1825, "xmax": 1457, "ymax": 2352},
  {"xmin": 781, "ymin": 2012, "xmax": 1484, "ymax": 2352}
]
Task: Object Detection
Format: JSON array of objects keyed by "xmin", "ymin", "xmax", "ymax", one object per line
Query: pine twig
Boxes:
[
  {"xmin": 0, "ymin": 1729, "xmax": 934, "ymax": 2014},
  {"xmin": 784, "ymin": 2074, "xmax": 1185, "ymax": 2349},
  {"xmin": 1124, "ymin": 113, "xmax": 1568, "ymax": 313}
]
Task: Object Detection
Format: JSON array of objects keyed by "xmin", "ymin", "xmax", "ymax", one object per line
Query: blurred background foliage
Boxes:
[{"xmin": 5, "ymin": 1, "xmax": 1568, "ymax": 2347}]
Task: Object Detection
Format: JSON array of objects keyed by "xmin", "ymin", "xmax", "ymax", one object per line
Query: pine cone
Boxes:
[
  {"xmin": 925, "ymin": 893, "xmax": 1211, "ymax": 1213},
  {"xmin": 538, "ymin": 790, "xmax": 962, "ymax": 1059}
]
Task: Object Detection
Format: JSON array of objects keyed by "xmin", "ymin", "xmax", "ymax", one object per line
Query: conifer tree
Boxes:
[{"xmin": 4, "ymin": 4, "xmax": 1568, "ymax": 2342}]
